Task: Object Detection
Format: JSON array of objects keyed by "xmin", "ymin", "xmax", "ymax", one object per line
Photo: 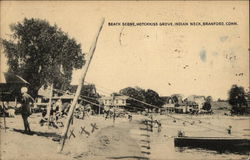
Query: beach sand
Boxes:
[{"xmin": 1, "ymin": 113, "xmax": 249, "ymax": 160}]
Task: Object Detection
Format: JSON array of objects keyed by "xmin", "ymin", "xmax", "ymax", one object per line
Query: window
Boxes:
[{"xmin": 122, "ymin": 100, "xmax": 125, "ymax": 104}]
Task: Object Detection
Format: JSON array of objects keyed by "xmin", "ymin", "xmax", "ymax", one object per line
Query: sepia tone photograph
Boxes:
[{"xmin": 0, "ymin": 1, "xmax": 249, "ymax": 160}]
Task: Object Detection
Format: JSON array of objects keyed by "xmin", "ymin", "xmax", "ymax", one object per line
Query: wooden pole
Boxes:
[
  {"xmin": 2, "ymin": 101, "xmax": 6, "ymax": 132},
  {"xmin": 1, "ymin": 92, "xmax": 6, "ymax": 132},
  {"xmin": 112, "ymin": 94, "xmax": 116, "ymax": 125},
  {"xmin": 47, "ymin": 84, "xmax": 53, "ymax": 128},
  {"xmin": 14, "ymin": 97, "xmax": 17, "ymax": 107},
  {"xmin": 58, "ymin": 18, "xmax": 105, "ymax": 152},
  {"xmin": 99, "ymin": 104, "xmax": 101, "ymax": 115}
]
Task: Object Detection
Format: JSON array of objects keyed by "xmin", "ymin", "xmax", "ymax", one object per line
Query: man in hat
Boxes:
[{"xmin": 20, "ymin": 87, "xmax": 34, "ymax": 133}]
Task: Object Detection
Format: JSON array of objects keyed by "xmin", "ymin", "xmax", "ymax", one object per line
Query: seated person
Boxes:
[{"xmin": 39, "ymin": 109, "xmax": 48, "ymax": 126}]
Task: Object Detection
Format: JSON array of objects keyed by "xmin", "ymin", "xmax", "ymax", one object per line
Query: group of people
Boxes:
[
  {"xmin": 1, "ymin": 87, "xmax": 70, "ymax": 133},
  {"xmin": 39, "ymin": 100, "xmax": 93, "ymax": 128},
  {"xmin": 0, "ymin": 87, "xmax": 34, "ymax": 134},
  {"xmin": 39, "ymin": 100, "xmax": 64, "ymax": 128},
  {"xmin": 103, "ymin": 106, "xmax": 134, "ymax": 124},
  {"xmin": 2, "ymin": 87, "xmax": 138, "ymax": 134}
]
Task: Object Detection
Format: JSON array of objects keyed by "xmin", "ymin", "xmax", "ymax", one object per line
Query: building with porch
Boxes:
[{"xmin": 99, "ymin": 95, "xmax": 129, "ymax": 107}]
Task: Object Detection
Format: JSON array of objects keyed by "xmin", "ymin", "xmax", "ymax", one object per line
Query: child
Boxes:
[{"xmin": 39, "ymin": 109, "xmax": 48, "ymax": 126}]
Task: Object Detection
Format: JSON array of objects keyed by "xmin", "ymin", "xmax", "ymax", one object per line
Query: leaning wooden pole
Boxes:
[{"xmin": 58, "ymin": 18, "xmax": 105, "ymax": 152}]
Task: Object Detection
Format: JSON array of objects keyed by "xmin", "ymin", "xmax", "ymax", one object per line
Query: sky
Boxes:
[{"xmin": 0, "ymin": 1, "xmax": 249, "ymax": 99}]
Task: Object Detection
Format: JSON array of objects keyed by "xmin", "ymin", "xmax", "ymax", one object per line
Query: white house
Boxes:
[
  {"xmin": 99, "ymin": 95, "xmax": 129, "ymax": 107},
  {"xmin": 186, "ymin": 95, "xmax": 206, "ymax": 110},
  {"xmin": 161, "ymin": 96, "xmax": 175, "ymax": 112},
  {"xmin": 161, "ymin": 96, "xmax": 199, "ymax": 113}
]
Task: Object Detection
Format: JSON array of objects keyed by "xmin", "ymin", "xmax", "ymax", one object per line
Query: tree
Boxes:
[
  {"xmin": 206, "ymin": 96, "xmax": 213, "ymax": 102},
  {"xmin": 2, "ymin": 18, "xmax": 84, "ymax": 97},
  {"xmin": 228, "ymin": 85, "xmax": 248, "ymax": 114},
  {"xmin": 202, "ymin": 96, "xmax": 212, "ymax": 111},
  {"xmin": 144, "ymin": 89, "xmax": 164, "ymax": 109},
  {"xmin": 67, "ymin": 84, "xmax": 100, "ymax": 113},
  {"xmin": 119, "ymin": 87, "xmax": 145, "ymax": 111},
  {"xmin": 203, "ymin": 102, "xmax": 211, "ymax": 111},
  {"xmin": 171, "ymin": 94, "xmax": 183, "ymax": 106},
  {"xmin": 119, "ymin": 86, "xmax": 164, "ymax": 112}
]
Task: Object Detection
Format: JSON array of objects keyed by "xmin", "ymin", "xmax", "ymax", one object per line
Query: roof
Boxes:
[
  {"xmin": 100, "ymin": 95, "xmax": 129, "ymax": 100},
  {"xmin": 185, "ymin": 101, "xmax": 198, "ymax": 105},
  {"xmin": 0, "ymin": 83, "xmax": 26, "ymax": 95},
  {"xmin": 160, "ymin": 96, "xmax": 172, "ymax": 102},
  {"xmin": 162, "ymin": 103, "xmax": 175, "ymax": 108},
  {"xmin": 175, "ymin": 100, "xmax": 198, "ymax": 106},
  {"xmin": 194, "ymin": 96, "xmax": 206, "ymax": 99}
]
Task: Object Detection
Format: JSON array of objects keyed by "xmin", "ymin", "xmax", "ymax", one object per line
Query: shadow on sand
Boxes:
[
  {"xmin": 141, "ymin": 151, "xmax": 151, "ymax": 155},
  {"xmin": 140, "ymin": 134, "xmax": 150, "ymax": 137},
  {"xmin": 107, "ymin": 156, "xmax": 149, "ymax": 160},
  {"xmin": 140, "ymin": 140, "xmax": 150, "ymax": 143},
  {"xmin": 139, "ymin": 128, "xmax": 151, "ymax": 131},
  {"xmin": 12, "ymin": 128, "xmax": 61, "ymax": 139}
]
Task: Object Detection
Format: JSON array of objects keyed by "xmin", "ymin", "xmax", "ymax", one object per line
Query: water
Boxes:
[{"xmin": 129, "ymin": 115, "xmax": 250, "ymax": 160}]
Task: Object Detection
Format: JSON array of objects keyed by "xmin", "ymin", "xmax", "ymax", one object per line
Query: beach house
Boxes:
[
  {"xmin": 186, "ymin": 95, "xmax": 206, "ymax": 110},
  {"xmin": 99, "ymin": 95, "xmax": 129, "ymax": 108}
]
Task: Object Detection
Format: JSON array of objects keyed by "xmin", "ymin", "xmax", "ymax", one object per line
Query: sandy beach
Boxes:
[
  {"xmin": 1, "ymin": 113, "xmax": 250, "ymax": 160},
  {"xmin": 1, "ymin": 113, "xmax": 144, "ymax": 160}
]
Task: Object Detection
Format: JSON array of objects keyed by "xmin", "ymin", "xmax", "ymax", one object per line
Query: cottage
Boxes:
[
  {"xmin": 161, "ymin": 95, "xmax": 199, "ymax": 114},
  {"xmin": 161, "ymin": 96, "xmax": 175, "ymax": 113},
  {"xmin": 174, "ymin": 101, "xmax": 198, "ymax": 113},
  {"xmin": 186, "ymin": 95, "xmax": 206, "ymax": 110},
  {"xmin": 99, "ymin": 95, "xmax": 129, "ymax": 108}
]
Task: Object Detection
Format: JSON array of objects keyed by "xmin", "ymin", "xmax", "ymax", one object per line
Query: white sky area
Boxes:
[{"xmin": 0, "ymin": 1, "xmax": 249, "ymax": 99}]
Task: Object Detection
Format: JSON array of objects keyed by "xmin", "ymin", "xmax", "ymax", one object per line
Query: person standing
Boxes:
[{"xmin": 20, "ymin": 87, "xmax": 34, "ymax": 133}]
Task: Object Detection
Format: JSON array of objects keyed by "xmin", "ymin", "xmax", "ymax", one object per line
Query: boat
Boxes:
[{"xmin": 174, "ymin": 136, "xmax": 250, "ymax": 153}]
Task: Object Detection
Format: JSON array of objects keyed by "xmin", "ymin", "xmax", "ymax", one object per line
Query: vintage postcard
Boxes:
[{"xmin": 0, "ymin": 1, "xmax": 249, "ymax": 160}]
